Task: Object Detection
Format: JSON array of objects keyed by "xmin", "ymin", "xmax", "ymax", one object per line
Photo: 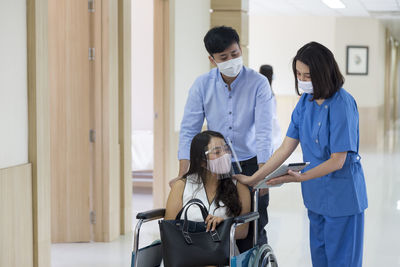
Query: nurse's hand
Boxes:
[
  {"xmin": 234, "ymin": 174, "xmax": 257, "ymax": 187},
  {"xmin": 266, "ymin": 170, "xmax": 303, "ymax": 186}
]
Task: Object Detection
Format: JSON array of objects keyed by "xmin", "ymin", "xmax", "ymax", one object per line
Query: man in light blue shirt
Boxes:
[{"xmin": 174, "ymin": 26, "xmax": 274, "ymax": 251}]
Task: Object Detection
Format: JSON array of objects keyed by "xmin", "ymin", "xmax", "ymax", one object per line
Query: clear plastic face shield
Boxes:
[{"xmin": 204, "ymin": 138, "xmax": 242, "ymax": 180}]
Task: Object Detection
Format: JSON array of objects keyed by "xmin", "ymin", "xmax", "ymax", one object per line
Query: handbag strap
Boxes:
[
  {"xmin": 179, "ymin": 199, "xmax": 222, "ymax": 244},
  {"xmin": 175, "ymin": 198, "xmax": 208, "ymax": 220},
  {"xmin": 182, "ymin": 202, "xmax": 209, "ymax": 228}
]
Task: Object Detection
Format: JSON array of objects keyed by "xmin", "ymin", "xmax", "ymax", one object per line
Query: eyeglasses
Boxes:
[{"xmin": 205, "ymin": 144, "xmax": 231, "ymax": 156}]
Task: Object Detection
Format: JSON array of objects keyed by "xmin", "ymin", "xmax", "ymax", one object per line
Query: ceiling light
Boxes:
[
  {"xmin": 397, "ymin": 200, "xmax": 400, "ymax": 210},
  {"xmin": 322, "ymin": 0, "xmax": 346, "ymax": 9}
]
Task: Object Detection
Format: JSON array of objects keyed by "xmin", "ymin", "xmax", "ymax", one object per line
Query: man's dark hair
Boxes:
[
  {"xmin": 203, "ymin": 26, "xmax": 240, "ymax": 56},
  {"xmin": 292, "ymin": 41, "xmax": 344, "ymax": 100}
]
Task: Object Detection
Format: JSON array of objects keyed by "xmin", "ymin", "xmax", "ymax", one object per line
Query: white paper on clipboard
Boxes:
[{"xmin": 254, "ymin": 162, "xmax": 310, "ymax": 189}]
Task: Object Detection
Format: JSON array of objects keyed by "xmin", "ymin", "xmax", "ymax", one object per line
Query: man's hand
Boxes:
[
  {"xmin": 169, "ymin": 176, "xmax": 181, "ymax": 188},
  {"xmin": 266, "ymin": 170, "xmax": 303, "ymax": 186},
  {"xmin": 259, "ymin": 188, "xmax": 269, "ymax": 196},
  {"xmin": 170, "ymin": 159, "xmax": 190, "ymax": 188}
]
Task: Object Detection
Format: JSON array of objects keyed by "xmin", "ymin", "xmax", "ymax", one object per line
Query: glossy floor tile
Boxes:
[{"xmin": 52, "ymin": 151, "xmax": 400, "ymax": 267}]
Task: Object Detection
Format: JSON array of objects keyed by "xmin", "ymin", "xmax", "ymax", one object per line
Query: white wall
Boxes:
[
  {"xmin": 173, "ymin": 0, "xmax": 211, "ymax": 131},
  {"xmin": 0, "ymin": 0, "xmax": 28, "ymax": 169},
  {"xmin": 249, "ymin": 16, "xmax": 336, "ymax": 95},
  {"xmin": 131, "ymin": 0, "xmax": 154, "ymax": 131},
  {"xmin": 334, "ymin": 17, "xmax": 386, "ymax": 107},
  {"xmin": 249, "ymin": 15, "xmax": 386, "ymax": 107}
]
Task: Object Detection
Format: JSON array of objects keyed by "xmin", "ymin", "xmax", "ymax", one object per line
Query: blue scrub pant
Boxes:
[{"xmin": 307, "ymin": 210, "xmax": 364, "ymax": 267}]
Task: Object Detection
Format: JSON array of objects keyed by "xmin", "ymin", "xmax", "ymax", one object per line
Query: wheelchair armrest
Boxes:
[
  {"xmin": 136, "ymin": 208, "xmax": 166, "ymax": 220},
  {"xmin": 233, "ymin": 211, "xmax": 259, "ymax": 224}
]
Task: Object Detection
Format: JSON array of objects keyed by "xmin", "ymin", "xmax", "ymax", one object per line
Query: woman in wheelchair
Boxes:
[{"xmin": 165, "ymin": 130, "xmax": 251, "ymax": 239}]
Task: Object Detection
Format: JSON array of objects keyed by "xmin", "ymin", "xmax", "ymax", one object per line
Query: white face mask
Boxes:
[
  {"xmin": 297, "ymin": 79, "xmax": 314, "ymax": 94},
  {"xmin": 215, "ymin": 56, "xmax": 243, "ymax": 77},
  {"xmin": 207, "ymin": 153, "xmax": 232, "ymax": 176}
]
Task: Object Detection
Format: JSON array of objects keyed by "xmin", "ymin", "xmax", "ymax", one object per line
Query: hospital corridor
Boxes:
[{"xmin": 1, "ymin": 0, "xmax": 400, "ymax": 267}]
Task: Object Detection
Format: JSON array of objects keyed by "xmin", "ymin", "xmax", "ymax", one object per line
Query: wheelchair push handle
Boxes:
[{"xmin": 233, "ymin": 211, "xmax": 259, "ymax": 224}]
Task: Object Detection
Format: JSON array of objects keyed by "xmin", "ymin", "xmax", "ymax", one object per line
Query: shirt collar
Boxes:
[
  {"xmin": 308, "ymin": 89, "xmax": 338, "ymax": 106},
  {"xmin": 216, "ymin": 66, "xmax": 245, "ymax": 88}
]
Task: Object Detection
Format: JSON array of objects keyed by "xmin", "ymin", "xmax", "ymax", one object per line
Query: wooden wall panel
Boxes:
[
  {"xmin": 241, "ymin": 45, "xmax": 249, "ymax": 68},
  {"xmin": 92, "ymin": 0, "xmax": 104, "ymax": 242},
  {"xmin": 153, "ymin": 0, "xmax": 170, "ymax": 208},
  {"xmin": 118, "ymin": 0, "xmax": 132, "ymax": 235},
  {"xmin": 100, "ymin": 0, "xmax": 121, "ymax": 241},
  {"xmin": 27, "ymin": 0, "xmax": 51, "ymax": 266},
  {"xmin": 0, "ymin": 164, "xmax": 33, "ymax": 267},
  {"xmin": 210, "ymin": 11, "xmax": 249, "ymax": 46},
  {"xmin": 49, "ymin": 0, "xmax": 92, "ymax": 243},
  {"xmin": 211, "ymin": 0, "xmax": 248, "ymax": 11}
]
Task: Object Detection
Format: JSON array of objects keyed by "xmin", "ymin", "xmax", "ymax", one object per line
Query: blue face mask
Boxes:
[{"xmin": 297, "ymin": 79, "xmax": 313, "ymax": 94}]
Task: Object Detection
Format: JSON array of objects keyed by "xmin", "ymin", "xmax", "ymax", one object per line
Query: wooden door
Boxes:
[{"xmin": 49, "ymin": 0, "xmax": 92, "ymax": 243}]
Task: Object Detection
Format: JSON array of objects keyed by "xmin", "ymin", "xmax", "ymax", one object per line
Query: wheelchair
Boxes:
[{"xmin": 131, "ymin": 190, "xmax": 278, "ymax": 267}]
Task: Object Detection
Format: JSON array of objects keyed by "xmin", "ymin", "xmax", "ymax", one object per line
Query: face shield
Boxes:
[{"xmin": 205, "ymin": 138, "xmax": 241, "ymax": 179}]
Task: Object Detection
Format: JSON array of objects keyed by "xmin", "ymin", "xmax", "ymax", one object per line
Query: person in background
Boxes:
[
  {"xmin": 171, "ymin": 26, "xmax": 274, "ymax": 252},
  {"xmin": 259, "ymin": 65, "xmax": 282, "ymax": 152},
  {"xmin": 236, "ymin": 42, "xmax": 368, "ymax": 267}
]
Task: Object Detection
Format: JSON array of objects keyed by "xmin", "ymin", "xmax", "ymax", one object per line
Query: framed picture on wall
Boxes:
[{"xmin": 346, "ymin": 46, "xmax": 369, "ymax": 75}]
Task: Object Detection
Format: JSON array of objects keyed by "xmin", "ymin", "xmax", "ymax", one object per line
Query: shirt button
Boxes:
[
  {"xmin": 315, "ymin": 139, "xmax": 319, "ymax": 143},
  {"xmin": 229, "ymin": 96, "xmax": 232, "ymax": 99},
  {"xmin": 324, "ymin": 105, "xmax": 328, "ymax": 109},
  {"xmin": 357, "ymin": 156, "xmax": 360, "ymax": 160},
  {"xmin": 229, "ymin": 111, "xmax": 232, "ymax": 115},
  {"xmin": 318, "ymin": 122, "xmax": 321, "ymax": 126},
  {"xmin": 229, "ymin": 126, "xmax": 232, "ymax": 130}
]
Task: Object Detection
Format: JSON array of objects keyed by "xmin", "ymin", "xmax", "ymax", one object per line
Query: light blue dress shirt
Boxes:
[
  {"xmin": 178, "ymin": 66, "xmax": 274, "ymax": 164},
  {"xmin": 287, "ymin": 88, "xmax": 368, "ymax": 217}
]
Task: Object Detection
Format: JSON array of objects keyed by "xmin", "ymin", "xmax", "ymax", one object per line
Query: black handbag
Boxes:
[{"xmin": 159, "ymin": 198, "xmax": 233, "ymax": 267}]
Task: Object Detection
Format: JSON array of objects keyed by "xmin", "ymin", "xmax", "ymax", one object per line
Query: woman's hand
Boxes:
[
  {"xmin": 266, "ymin": 170, "xmax": 304, "ymax": 186},
  {"xmin": 234, "ymin": 174, "xmax": 257, "ymax": 187},
  {"xmin": 205, "ymin": 215, "xmax": 224, "ymax": 232}
]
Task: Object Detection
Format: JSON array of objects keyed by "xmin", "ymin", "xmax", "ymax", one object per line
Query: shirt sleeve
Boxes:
[
  {"xmin": 286, "ymin": 96, "xmax": 303, "ymax": 140},
  {"xmin": 254, "ymin": 79, "xmax": 273, "ymax": 164},
  {"xmin": 178, "ymin": 80, "xmax": 205, "ymax": 160},
  {"xmin": 329, "ymin": 96, "xmax": 358, "ymax": 154}
]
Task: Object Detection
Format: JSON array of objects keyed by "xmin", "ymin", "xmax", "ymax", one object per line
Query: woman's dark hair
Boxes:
[
  {"xmin": 259, "ymin": 64, "xmax": 275, "ymax": 96},
  {"xmin": 203, "ymin": 26, "xmax": 240, "ymax": 56},
  {"xmin": 183, "ymin": 130, "xmax": 242, "ymax": 217},
  {"xmin": 292, "ymin": 41, "xmax": 344, "ymax": 100},
  {"xmin": 259, "ymin": 64, "xmax": 273, "ymax": 86}
]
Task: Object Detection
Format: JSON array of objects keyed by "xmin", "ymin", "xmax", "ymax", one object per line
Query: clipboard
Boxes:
[{"xmin": 254, "ymin": 162, "xmax": 310, "ymax": 189}]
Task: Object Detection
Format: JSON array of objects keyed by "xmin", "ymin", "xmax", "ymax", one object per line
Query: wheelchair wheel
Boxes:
[{"xmin": 249, "ymin": 244, "xmax": 278, "ymax": 267}]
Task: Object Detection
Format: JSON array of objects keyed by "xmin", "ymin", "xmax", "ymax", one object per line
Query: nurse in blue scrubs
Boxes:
[{"xmin": 235, "ymin": 41, "xmax": 368, "ymax": 267}]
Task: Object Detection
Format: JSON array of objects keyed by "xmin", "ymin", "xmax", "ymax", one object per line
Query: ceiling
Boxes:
[{"xmin": 249, "ymin": 0, "xmax": 400, "ymax": 37}]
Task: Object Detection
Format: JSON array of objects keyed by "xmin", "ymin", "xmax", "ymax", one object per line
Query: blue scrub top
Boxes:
[{"xmin": 287, "ymin": 88, "xmax": 368, "ymax": 217}]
